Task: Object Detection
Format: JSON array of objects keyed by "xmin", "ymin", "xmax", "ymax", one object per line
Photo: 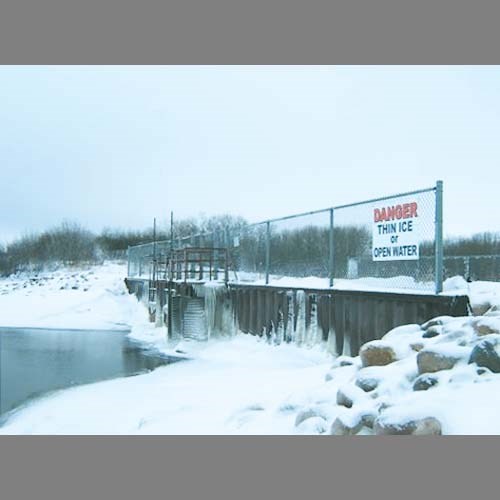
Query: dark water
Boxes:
[{"xmin": 0, "ymin": 327, "xmax": 178, "ymax": 418}]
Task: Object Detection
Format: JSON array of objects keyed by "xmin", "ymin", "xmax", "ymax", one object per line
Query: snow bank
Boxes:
[{"xmin": 0, "ymin": 262, "xmax": 144, "ymax": 331}]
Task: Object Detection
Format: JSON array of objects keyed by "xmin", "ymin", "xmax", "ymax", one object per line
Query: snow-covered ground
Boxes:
[
  {"xmin": 0, "ymin": 262, "xmax": 142, "ymax": 330},
  {"xmin": 0, "ymin": 336, "xmax": 331, "ymax": 434},
  {"xmin": 236, "ymin": 271, "xmax": 437, "ymax": 294},
  {"xmin": 2, "ymin": 261, "xmax": 500, "ymax": 434}
]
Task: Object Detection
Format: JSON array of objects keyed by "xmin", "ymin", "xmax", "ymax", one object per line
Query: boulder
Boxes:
[
  {"xmin": 485, "ymin": 305, "xmax": 500, "ymax": 317},
  {"xmin": 468, "ymin": 339, "xmax": 500, "ymax": 373},
  {"xmin": 407, "ymin": 417, "xmax": 443, "ymax": 435},
  {"xmin": 377, "ymin": 402, "xmax": 392, "ymax": 413},
  {"xmin": 417, "ymin": 349, "xmax": 464, "ymax": 374},
  {"xmin": 330, "ymin": 414, "xmax": 363, "ymax": 436},
  {"xmin": 476, "ymin": 367, "xmax": 492, "ymax": 376},
  {"xmin": 422, "ymin": 326, "xmax": 442, "ymax": 338},
  {"xmin": 331, "ymin": 355, "xmax": 357, "ymax": 368},
  {"xmin": 373, "ymin": 416, "xmax": 442, "ymax": 435},
  {"xmin": 410, "ymin": 342, "xmax": 424, "ymax": 352},
  {"xmin": 471, "ymin": 300, "xmax": 492, "ymax": 316},
  {"xmin": 336, "ymin": 385, "xmax": 366, "ymax": 408},
  {"xmin": 421, "ymin": 316, "xmax": 454, "ymax": 330},
  {"xmin": 435, "ymin": 329, "xmax": 469, "ymax": 344},
  {"xmin": 336, "ymin": 388, "xmax": 354, "ymax": 408},
  {"xmin": 355, "ymin": 376, "xmax": 379, "ymax": 393},
  {"xmin": 382, "ymin": 324, "xmax": 422, "ymax": 341},
  {"xmin": 471, "ymin": 318, "xmax": 500, "ymax": 337},
  {"xmin": 296, "ymin": 416, "xmax": 328, "ymax": 435},
  {"xmin": 413, "ymin": 374, "xmax": 439, "ymax": 391},
  {"xmin": 295, "ymin": 408, "xmax": 325, "ymax": 427},
  {"xmin": 339, "ymin": 359, "xmax": 355, "ymax": 367},
  {"xmin": 361, "ymin": 412, "xmax": 377, "ymax": 429},
  {"xmin": 360, "ymin": 341, "xmax": 397, "ymax": 367}
]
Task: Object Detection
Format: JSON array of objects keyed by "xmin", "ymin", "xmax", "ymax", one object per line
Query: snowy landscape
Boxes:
[
  {"xmin": 1, "ymin": 260, "xmax": 500, "ymax": 435},
  {"xmin": 1, "ymin": 66, "xmax": 500, "ymax": 436}
]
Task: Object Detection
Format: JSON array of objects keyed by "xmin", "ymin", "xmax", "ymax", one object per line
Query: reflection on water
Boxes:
[{"xmin": 0, "ymin": 327, "xmax": 177, "ymax": 418}]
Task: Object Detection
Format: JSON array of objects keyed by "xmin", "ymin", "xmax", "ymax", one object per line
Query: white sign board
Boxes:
[{"xmin": 372, "ymin": 202, "xmax": 420, "ymax": 261}]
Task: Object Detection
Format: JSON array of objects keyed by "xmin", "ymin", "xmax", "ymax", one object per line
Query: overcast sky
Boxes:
[{"xmin": 1, "ymin": 65, "xmax": 499, "ymax": 243}]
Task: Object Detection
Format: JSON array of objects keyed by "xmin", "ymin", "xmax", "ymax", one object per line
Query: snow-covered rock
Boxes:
[
  {"xmin": 412, "ymin": 373, "xmax": 439, "ymax": 391},
  {"xmin": 331, "ymin": 355, "xmax": 360, "ymax": 369},
  {"xmin": 373, "ymin": 416, "xmax": 442, "ymax": 435},
  {"xmin": 421, "ymin": 316, "xmax": 455, "ymax": 330},
  {"xmin": 417, "ymin": 345, "xmax": 470, "ymax": 374},
  {"xmin": 355, "ymin": 374, "xmax": 379, "ymax": 393},
  {"xmin": 336, "ymin": 384, "xmax": 367, "ymax": 408},
  {"xmin": 330, "ymin": 411, "xmax": 364, "ymax": 436},
  {"xmin": 422, "ymin": 325, "xmax": 442, "ymax": 338},
  {"xmin": 296, "ymin": 416, "xmax": 328, "ymax": 435},
  {"xmin": 471, "ymin": 317, "xmax": 500, "ymax": 336},
  {"xmin": 295, "ymin": 407, "xmax": 327, "ymax": 427},
  {"xmin": 359, "ymin": 341, "xmax": 397, "ymax": 367},
  {"xmin": 468, "ymin": 338, "xmax": 500, "ymax": 373},
  {"xmin": 410, "ymin": 342, "xmax": 424, "ymax": 352},
  {"xmin": 471, "ymin": 299, "xmax": 493, "ymax": 316}
]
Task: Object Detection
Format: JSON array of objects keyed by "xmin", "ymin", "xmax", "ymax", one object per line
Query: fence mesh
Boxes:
[
  {"xmin": 236, "ymin": 224, "xmax": 267, "ymax": 278},
  {"xmin": 443, "ymin": 255, "xmax": 500, "ymax": 282},
  {"xmin": 125, "ymin": 183, "xmax": 500, "ymax": 294},
  {"xmin": 269, "ymin": 211, "xmax": 331, "ymax": 279}
]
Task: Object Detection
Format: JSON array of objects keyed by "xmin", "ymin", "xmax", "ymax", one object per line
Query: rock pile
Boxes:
[{"xmin": 294, "ymin": 301, "xmax": 500, "ymax": 435}]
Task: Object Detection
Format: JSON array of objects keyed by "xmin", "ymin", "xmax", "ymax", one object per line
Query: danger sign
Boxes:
[{"xmin": 372, "ymin": 202, "xmax": 420, "ymax": 261}]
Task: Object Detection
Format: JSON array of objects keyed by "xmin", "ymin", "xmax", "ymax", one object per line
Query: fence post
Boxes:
[
  {"xmin": 213, "ymin": 231, "xmax": 219, "ymax": 280},
  {"xmin": 265, "ymin": 221, "xmax": 270, "ymax": 285},
  {"xmin": 329, "ymin": 208, "xmax": 334, "ymax": 287},
  {"xmin": 127, "ymin": 246, "xmax": 131, "ymax": 278},
  {"xmin": 435, "ymin": 180, "xmax": 444, "ymax": 294}
]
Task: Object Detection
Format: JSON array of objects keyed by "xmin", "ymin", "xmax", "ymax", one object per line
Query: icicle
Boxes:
[
  {"xmin": 221, "ymin": 294, "xmax": 235, "ymax": 338},
  {"xmin": 342, "ymin": 332, "xmax": 352, "ymax": 357},
  {"xmin": 285, "ymin": 291, "xmax": 295, "ymax": 343},
  {"xmin": 202, "ymin": 283, "xmax": 234, "ymax": 340},
  {"xmin": 274, "ymin": 311, "xmax": 284, "ymax": 346},
  {"xmin": 306, "ymin": 297, "xmax": 320, "ymax": 347},
  {"xmin": 327, "ymin": 327, "xmax": 338, "ymax": 356},
  {"xmin": 295, "ymin": 290, "xmax": 306, "ymax": 346},
  {"xmin": 204, "ymin": 286, "xmax": 216, "ymax": 340}
]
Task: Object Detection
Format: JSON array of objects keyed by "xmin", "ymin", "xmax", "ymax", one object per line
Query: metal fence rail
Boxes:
[{"xmin": 126, "ymin": 181, "xmax": 490, "ymax": 294}]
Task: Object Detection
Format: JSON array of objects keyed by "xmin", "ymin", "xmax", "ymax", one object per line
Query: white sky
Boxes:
[{"xmin": 1, "ymin": 66, "xmax": 499, "ymax": 243}]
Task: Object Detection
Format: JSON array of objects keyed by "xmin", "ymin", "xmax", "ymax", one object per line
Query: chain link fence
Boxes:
[
  {"xmin": 268, "ymin": 210, "xmax": 331, "ymax": 279},
  {"xmin": 443, "ymin": 255, "xmax": 500, "ymax": 282},
  {"xmin": 126, "ymin": 182, "xmax": 492, "ymax": 294},
  {"xmin": 333, "ymin": 187, "xmax": 438, "ymax": 292}
]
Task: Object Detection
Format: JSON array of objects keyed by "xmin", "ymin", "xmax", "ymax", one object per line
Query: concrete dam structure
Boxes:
[{"xmin": 124, "ymin": 183, "xmax": 473, "ymax": 354}]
